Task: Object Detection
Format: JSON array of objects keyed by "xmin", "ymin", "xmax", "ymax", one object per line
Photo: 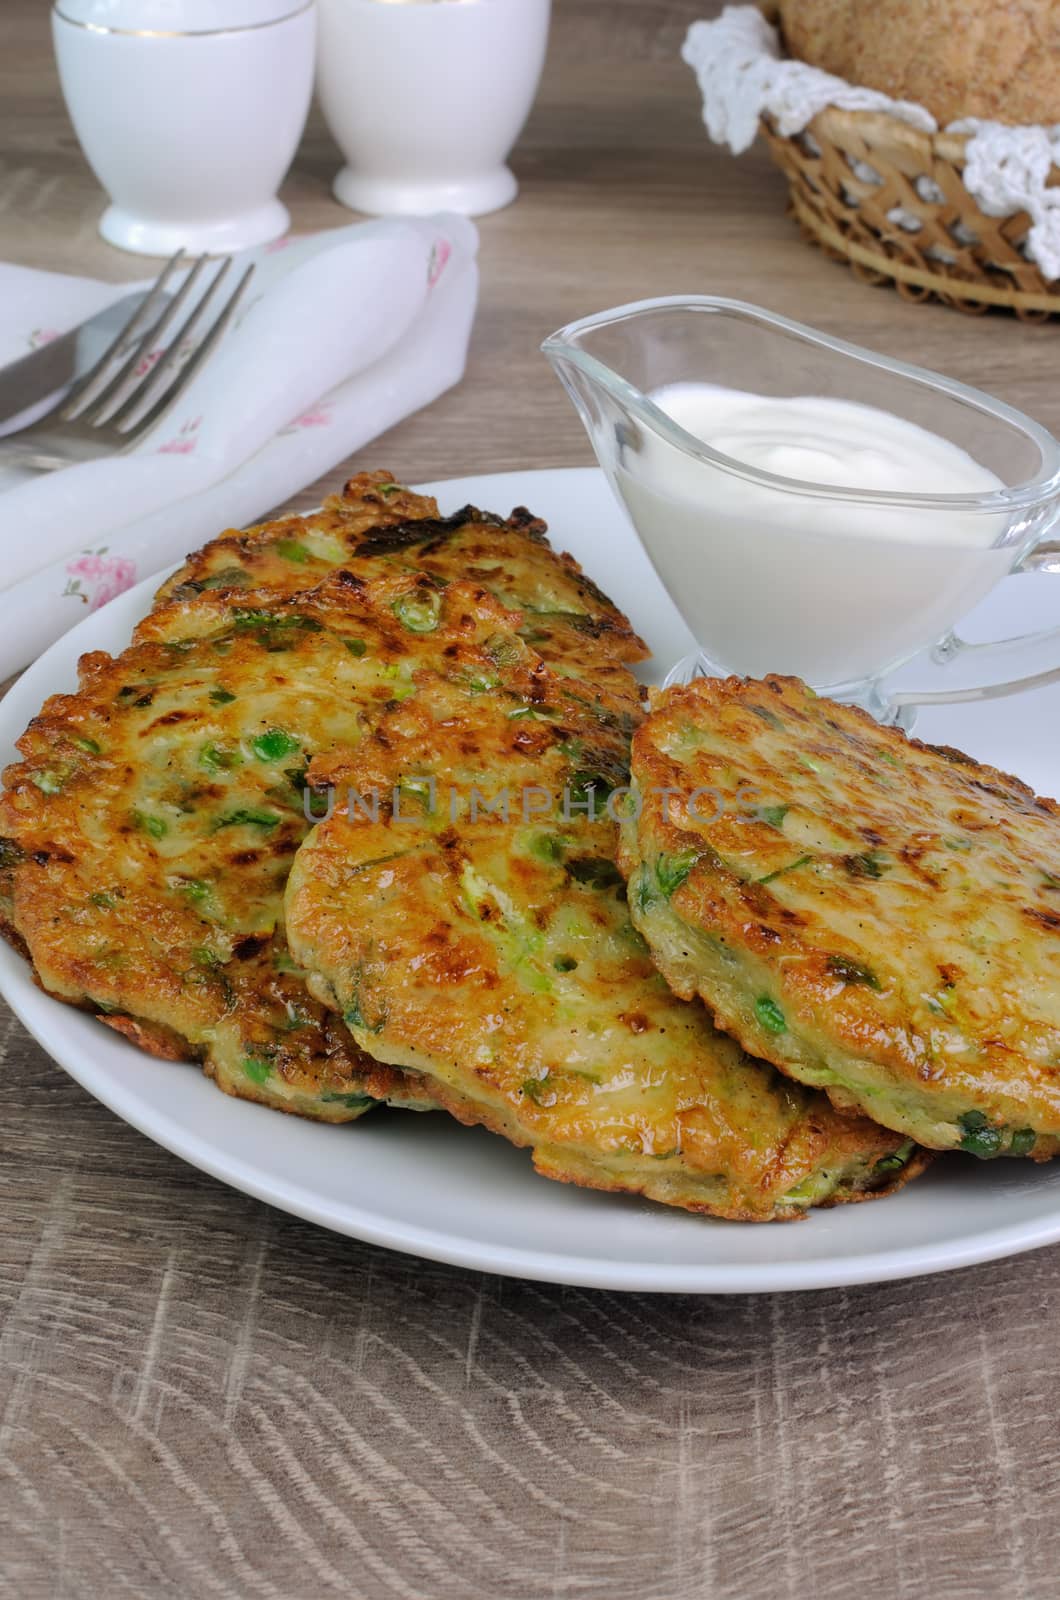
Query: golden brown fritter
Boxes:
[
  {"xmin": 0, "ymin": 476, "xmax": 648, "ymax": 1126},
  {"xmin": 620, "ymin": 674, "xmax": 1060, "ymax": 1160},
  {"xmin": 146, "ymin": 470, "xmax": 647, "ymax": 722},
  {"xmin": 285, "ymin": 644, "xmax": 928, "ymax": 1220},
  {"xmin": 2, "ymin": 575, "xmax": 521, "ymax": 1117}
]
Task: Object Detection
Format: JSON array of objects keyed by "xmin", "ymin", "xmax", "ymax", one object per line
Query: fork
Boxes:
[{"xmin": 0, "ymin": 251, "xmax": 255, "ymax": 472}]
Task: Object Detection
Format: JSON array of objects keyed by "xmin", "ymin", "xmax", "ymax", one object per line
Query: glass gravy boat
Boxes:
[{"xmin": 543, "ymin": 297, "xmax": 1060, "ymax": 724}]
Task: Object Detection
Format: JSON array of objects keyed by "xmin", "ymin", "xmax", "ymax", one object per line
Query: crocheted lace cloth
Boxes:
[{"xmin": 683, "ymin": 6, "xmax": 1060, "ymax": 281}]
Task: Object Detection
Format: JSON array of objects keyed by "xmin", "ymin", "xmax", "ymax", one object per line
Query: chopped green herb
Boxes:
[
  {"xmin": 251, "ymin": 728, "xmax": 300, "ymax": 762},
  {"xmin": 343, "ymin": 1001, "xmax": 367, "ymax": 1032},
  {"xmin": 635, "ymin": 869, "xmax": 658, "ymax": 914},
  {"xmin": 32, "ymin": 770, "xmax": 65, "ymax": 795},
  {"xmin": 199, "ymin": 741, "xmax": 242, "ymax": 773},
  {"xmin": 1010, "ymin": 1127, "xmax": 1037, "ymax": 1156},
  {"xmin": 800, "ymin": 754, "xmax": 824, "ymax": 773},
  {"xmin": 755, "ymin": 996, "xmax": 787, "ymax": 1034},
  {"xmin": 89, "ymin": 891, "xmax": 116, "ymax": 909},
  {"xmin": 213, "ymin": 808, "xmax": 281, "ymax": 831},
  {"xmin": 567, "ymin": 771, "xmax": 616, "ymax": 809},
  {"xmin": 750, "ymin": 705, "xmax": 785, "ymax": 730},
  {"xmin": 397, "ymin": 777, "xmax": 435, "ymax": 815},
  {"xmin": 528, "ymin": 832, "xmax": 566, "ymax": 864},
  {"xmin": 826, "ymin": 954, "xmax": 881, "ymax": 990},
  {"xmin": 378, "ymin": 481, "xmax": 402, "ymax": 499},
  {"xmin": 927, "ymin": 986, "xmax": 958, "ymax": 1019},
  {"xmin": 176, "ymin": 877, "xmax": 211, "ymax": 903},
  {"xmin": 191, "ymin": 946, "xmax": 220, "ymax": 968},
  {"xmin": 782, "ymin": 1176, "xmax": 823, "ymax": 1203},
  {"xmin": 232, "ymin": 608, "xmax": 279, "ymax": 629},
  {"xmin": 320, "ymin": 1090, "xmax": 375, "ymax": 1110},
  {"xmin": 343, "ymin": 637, "xmax": 368, "ymax": 658},
  {"xmin": 521, "ymin": 1075, "xmax": 554, "ymax": 1105},
  {"xmin": 274, "ymin": 539, "xmax": 310, "ymax": 563},
  {"xmin": 132, "ymin": 810, "xmax": 167, "ymax": 840},
  {"xmin": 392, "ymin": 589, "xmax": 442, "ymax": 633},
  {"xmin": 568, "ymin": 857, "xmax": 624, "ymax": 889},
  {"xmin": 343, "ymin": 973, "xmax": 387, "ymax": 1035},
  {"xmin": 72, "ymin": 735, "xmax": 101, "ymax": 754},
  {"xmin": 874, "ymin": 1139, "xmax": 915, "ymax": 1175},
  {"xmin": 242, "ymin": 1056, "xmax": 272, "ymax": 1085},
  {"xmin": 378, "ymin": 663, "xmax": 417, "ymax": 702},
  {"xmin": 231, "ymin": 609, "xmax": 322, "ymax": 641},
  {"xmin": 845, "ymin": 851, "xmax": 887, "ymax": 879},
  {"xmin": 553, "ymin": 955, "xmax": 578, "ymax": 972},
  {"xmin": 756, "ymin": 804, "xmax": 789, "ymax": 830},
  {"xmin": 200, "ymin": 565, "xmax": 252, "ymax": 591},
  {"xmin": 958, "ymin": 1109, "xmax": 1003, "ymax": 1159},
  {"xmin": 759, "ymin": 853, "xmax": 813, "ymax": 886},
  {"xmin": 209, "ymin": 688, "xmax": 237, "ymax": 705},
  {"xmin": 273, "ymin": 948, "xmax": 308, "ymax": 976},
  {"xmin": 655, "ymin": 851, "xmax": 698, "ymax": 897}
]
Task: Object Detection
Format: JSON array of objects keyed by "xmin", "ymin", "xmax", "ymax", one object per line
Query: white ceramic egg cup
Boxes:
[
  {"xmin": 52, "ymin": 0, "xmax": 317, "ymax": 256},
  {"xmin": 316, "ymin": 0, "xmax": 551, "ymax": 218}
]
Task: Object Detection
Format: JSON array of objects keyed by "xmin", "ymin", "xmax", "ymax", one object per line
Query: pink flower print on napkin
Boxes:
[
  {"xmin": 281, "ymin": 404, "xmax": 332, "ymax": 435},
  {"xmin": 428, "ymin": 238, "xmax": 452, "ymax": 289},
  {"xmin": 27, "ymin": 327, "xmax": 61, "ymax": 350},
  {"xmin": 264, "ymin": 236, "xmax": 292, "ymax": 253},
  {"xmin": 63, "ymin": 549, "xmax": 137, "ymax": 612},
  {"xmin": 156, "ymin": 415, "xmax": 202, "ymax": 456}
]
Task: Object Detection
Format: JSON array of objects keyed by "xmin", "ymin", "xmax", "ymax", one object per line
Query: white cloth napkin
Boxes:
[{"xmin": 0, "ymin": 214, "xmax": 479, "ymax": 676}]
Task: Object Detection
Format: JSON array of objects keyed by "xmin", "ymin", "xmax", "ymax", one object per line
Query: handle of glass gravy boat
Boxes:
[{"xmin": 886, "ymin": 539, "xmax": 1060, "ymax": 711}]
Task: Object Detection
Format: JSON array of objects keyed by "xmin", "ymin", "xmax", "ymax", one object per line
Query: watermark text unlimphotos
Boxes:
[{"xmin": 302, "ymin": 779, "xmax": 765, "ymax": 827}]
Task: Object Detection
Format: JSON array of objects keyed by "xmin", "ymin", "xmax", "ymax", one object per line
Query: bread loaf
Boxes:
[{"xmin": 779, "ymin": 0, "xmax": 1060, "ymax": 126}]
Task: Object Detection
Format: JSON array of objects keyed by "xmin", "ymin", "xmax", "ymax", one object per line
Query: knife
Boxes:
[{"xmin": 0, "ymin": 290, "xmax": 169, "ymax": 433}]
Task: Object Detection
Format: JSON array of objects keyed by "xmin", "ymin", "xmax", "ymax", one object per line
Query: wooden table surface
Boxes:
[{"xmin": 3, "ymin": 4, "xmax": 1059, "ymax": 1596}]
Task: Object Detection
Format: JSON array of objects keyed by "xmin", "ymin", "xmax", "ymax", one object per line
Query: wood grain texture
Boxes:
[{"xmin": 2, "ymin": 2, "xmax": 1060, "ymax": 1594}]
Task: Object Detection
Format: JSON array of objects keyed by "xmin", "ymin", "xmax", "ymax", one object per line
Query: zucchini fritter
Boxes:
[
  {"xmin": 148, "ymin": 470, "xmax": 647, "ymax": 718},
  {"xmin": 1, "ymin": 576, "xmax": 504, "ymax": 1118},
  {"xmin": 620, "ymin": 675, "xmax": 1060, "ymax": 1160},
  {"xmin": 0, "ymin": 477, "xmax": 646, "ymax": 1124},
  {"xmin": 285, "ymin": 643, "xmax": 927, "ymax": 1220}
]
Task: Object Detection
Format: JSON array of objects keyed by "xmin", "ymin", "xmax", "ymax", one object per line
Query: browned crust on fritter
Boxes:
[
  {"xmin": 100, "ymin": 1013, "xmax": 192, "ymax": 1061},
  {"xmin": 287, "ymin": 652, "xmax": 927, "ymax": 1220},
  {"xmin": 0, "ymin": 587, "xmax": 478, "ymax": 1121},
  {"xmin": 342, "ymin": 1017, "xmax": 926, "ymax": 1221},
  {"xmin": 531, "ymin": 1137, "xmax": 933, "ymax": 1221},
  {"xmin": 147, "ymin": 470, "xmax": 649, "ymax": 668},
  {"xmin": 626, "ymin": 674, "xmax": 1060, "ymax": 1155}
]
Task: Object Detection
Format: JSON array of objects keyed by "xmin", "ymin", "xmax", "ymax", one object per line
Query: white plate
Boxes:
[{"xmin": 4, "ymin": 467, "xmax": 1060, "ymax": 1294}]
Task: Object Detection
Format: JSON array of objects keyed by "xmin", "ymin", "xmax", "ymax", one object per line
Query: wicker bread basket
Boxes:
[{"xmin": 760, "ymin": 106, "xmax": 1060, "ymax": 321}]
